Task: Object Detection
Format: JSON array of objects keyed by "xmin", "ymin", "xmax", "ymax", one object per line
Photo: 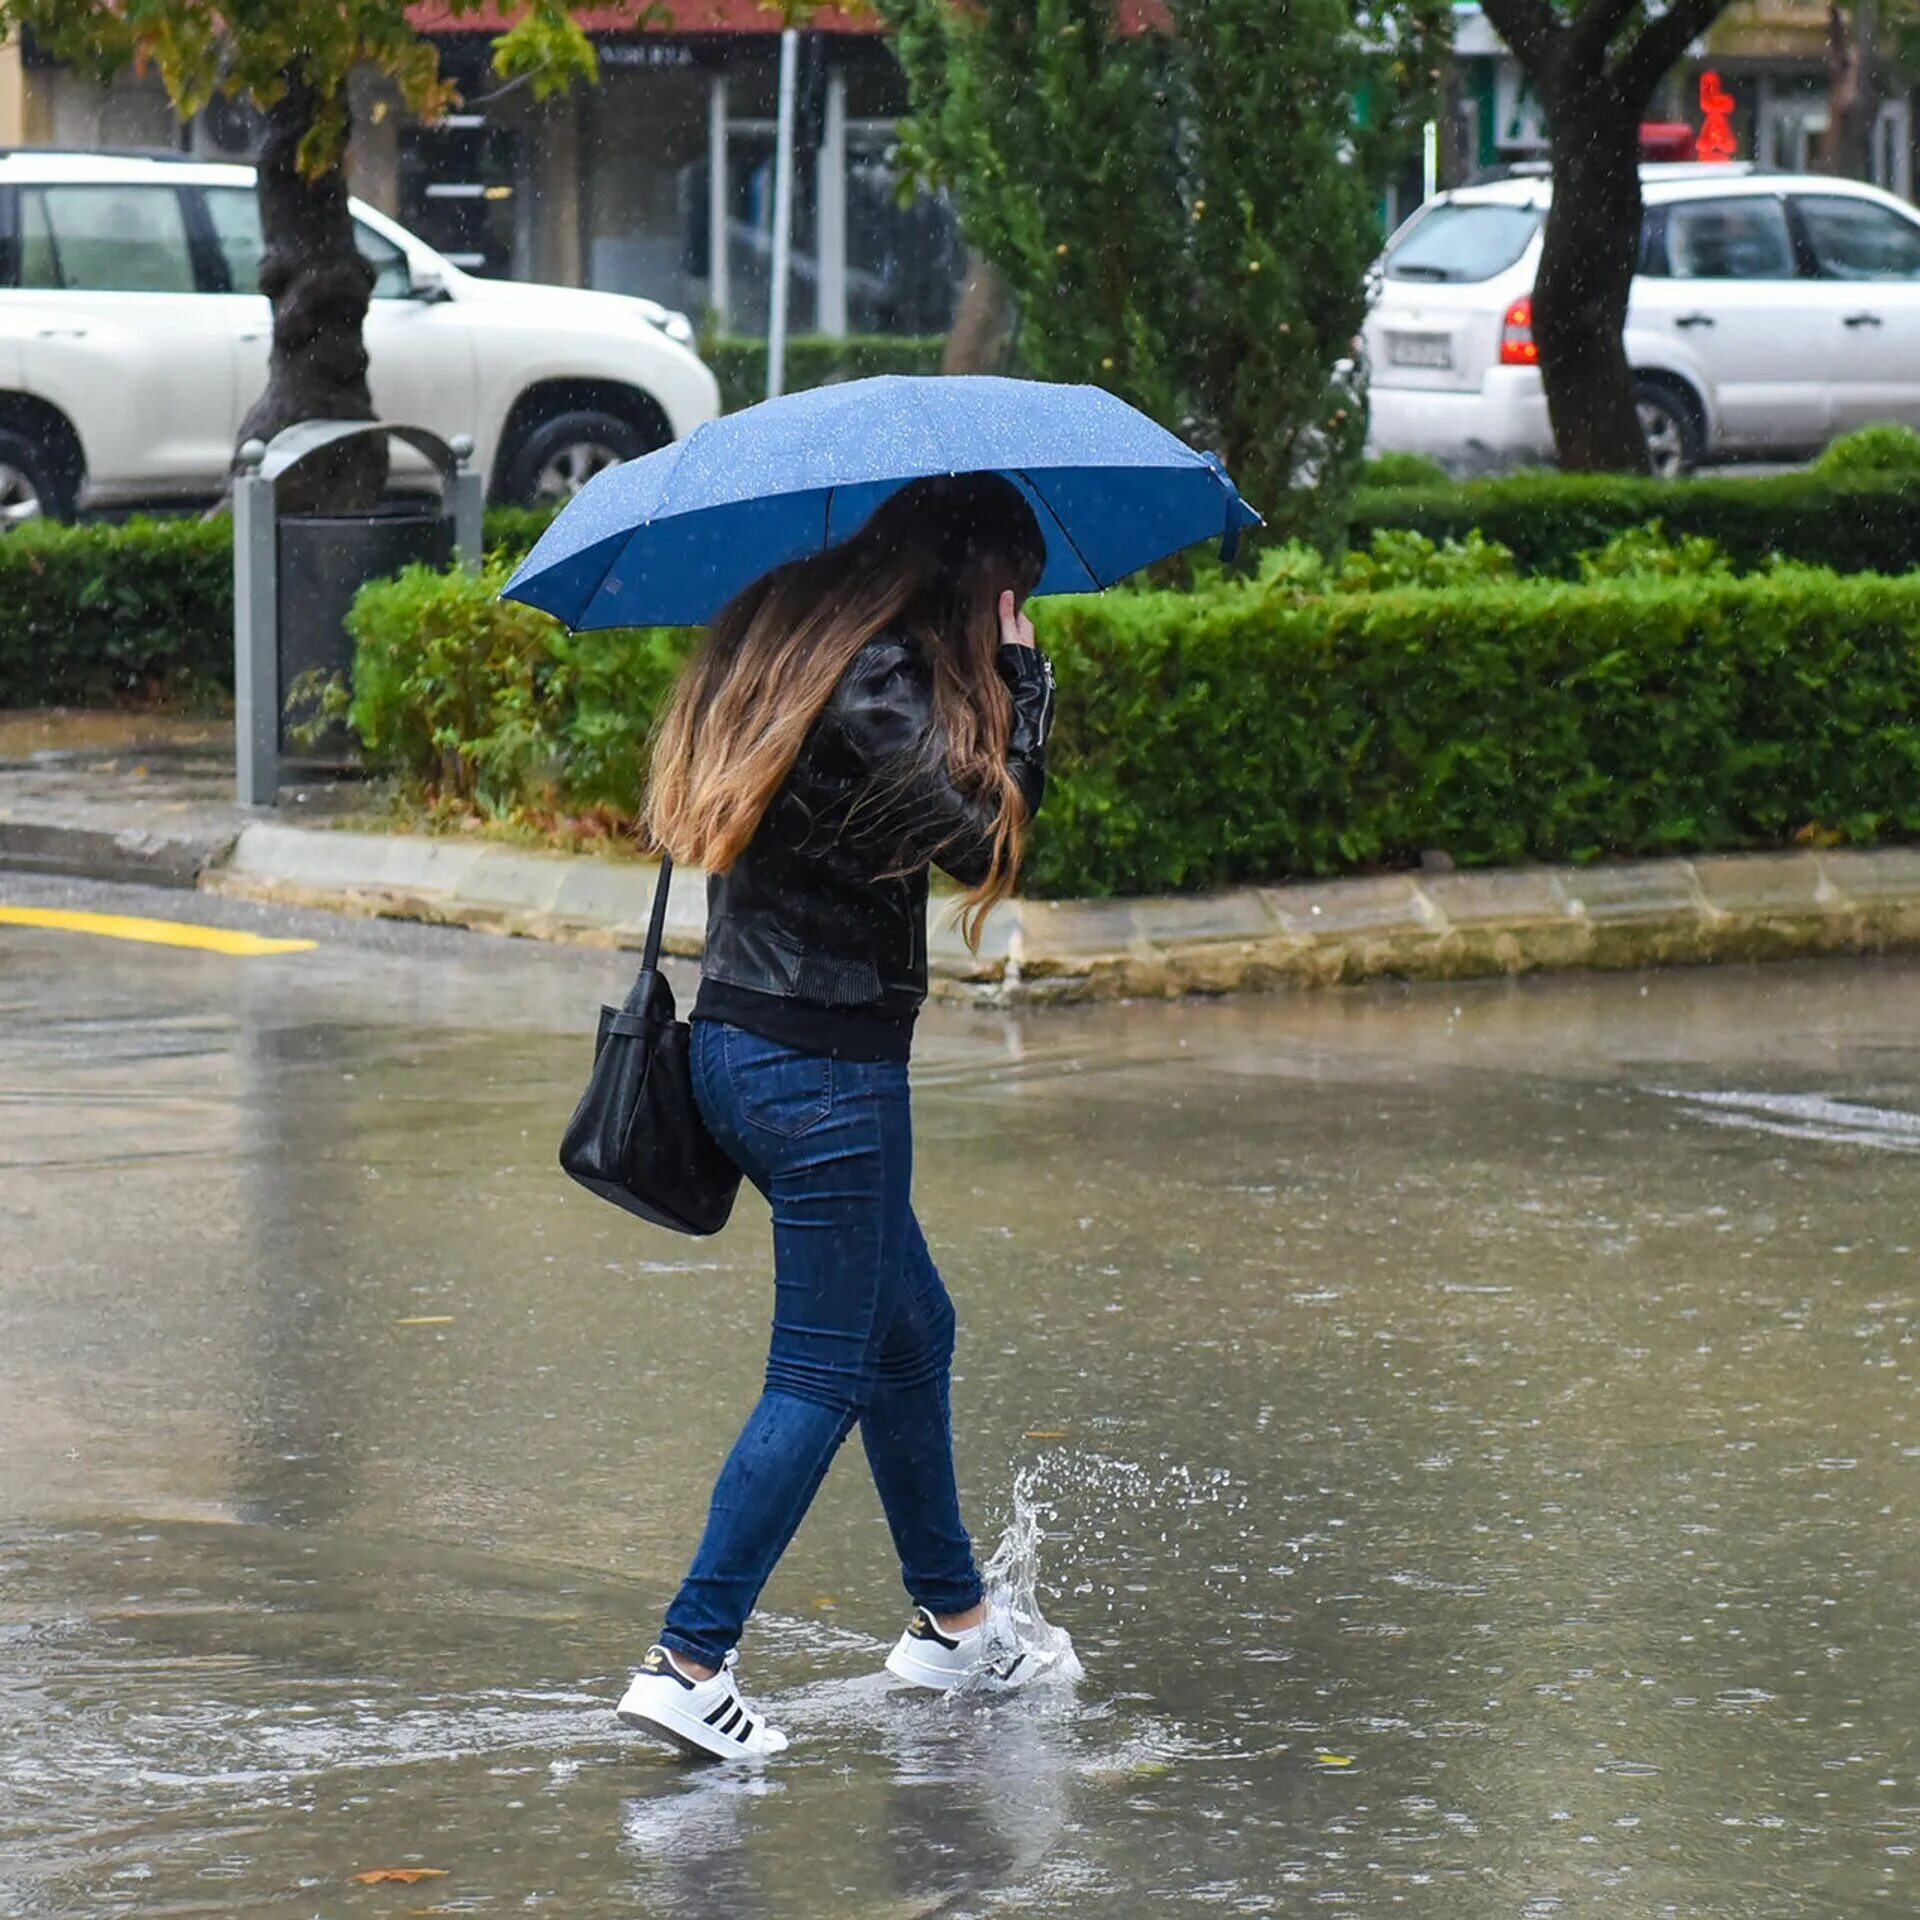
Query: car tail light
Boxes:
[{"xmin": 1499, "ymin": 297, "xmax": 1539, "ymax": 366}]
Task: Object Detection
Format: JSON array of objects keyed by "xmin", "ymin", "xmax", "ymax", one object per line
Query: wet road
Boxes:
[{"xmin": 3, "ymin": 877, "xmax": 1917, "ymax": 1918}]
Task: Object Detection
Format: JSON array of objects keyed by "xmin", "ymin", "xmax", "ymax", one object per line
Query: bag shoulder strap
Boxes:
[{"xmin": 643, "ymin": 852, "xmax": 674, "ymax": 973}]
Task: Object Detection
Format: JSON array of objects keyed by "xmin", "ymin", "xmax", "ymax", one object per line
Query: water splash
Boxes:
[{"xmin": 960, "ymin": 1467, "xmax": 1085, "ymax": 1695}]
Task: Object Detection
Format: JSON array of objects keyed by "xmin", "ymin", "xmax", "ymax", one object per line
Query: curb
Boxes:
[
  {"xmin": 0, "ymin": 817, "xmax": 239, "ymax": 890},
  {"xmin": 199, "ymin": 824, "xmax": 1920, "ymax": 1004}
]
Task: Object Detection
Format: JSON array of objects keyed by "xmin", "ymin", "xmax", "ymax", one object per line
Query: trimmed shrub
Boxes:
[
  {"xmin": 1349, "ymin": 469, "xmax": 1920, "ymax": 577},
  {"xmin": 481, "ymin": 504, "xmax": 557, "ymax": 563},
  {"xmin": 701, "ymin": 334, "xmax": 949, "ymax": 415},
  {"xmin": 332, "ymin": 561, "xmax": 691, "ymax": 820},
  {"xmin": 340, "ymin": 556, "xmax": 1920, "ymax": 899},
  {"xmin": 1813, "ymin": 421, "xmax": 1920, "ymax": 481},
  {"xmin": 0, "ymin": 508, "xmax": 591, "ymax": 706},
  {"xmin": 1026, "ymin": 563, "xmax": 1920, "ymax": 895},
  {"xmin": 0, "ymin": 516, "xmax": 231, "ymax": 705},
  {"xmin": 1358, "ymin": 450, "xmax": 1450, "ymax": 489}
]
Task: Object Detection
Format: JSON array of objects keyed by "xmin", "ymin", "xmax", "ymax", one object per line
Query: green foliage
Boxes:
[
  {"xmin": 336, "ymin": 551, "xmax": 1920, "ymax": 901},
  {"xmin": 1358, "ymin": 451, "xmax": 1452, "ymax": 489},
  {"xmin": 700, "ymin": 334, "xmax": 949, "ymax": 416},
  {"xmin": 0, "ymin": 0, "xmax": 600, "ymax": 173},
  {"xmin": 0, "ymin": 517, "xmax": 231, "ymax": 706},
  {"xmin": 1337, "ymin": 527, "xmax": 1518, "ymax": 591},
  {"xmin": 1349, "ymin": 469, "xmax": 1920, "ymax": 577},
  {"xmin": 336, "ymin": 561, "xmax": 691, "ymax": 819},
  {"xmin": 876, "ymin": 0, "xmax": 1451, "ymax": 545},
  {"xmin": 481, "ymin": 505, "xmax": 559, "ymax": 563},
  {"xmin": 0, "ymin": 512, "xmax": 581, "ymax": 708},
  {"xmin": 1253, "ymin": 529, "xmax": 1517, "ymax": 596},
  {"xmin": 1023, "ymin": 562, "xmax": 1920, "ymax": 896},
  {"xmin": 1813, "ymin": 421, "xmax": 1920, "ymax": 481},
  {"xmin": 1576, "ymin": 520, "xmax": 1730, "ymax": 581}
]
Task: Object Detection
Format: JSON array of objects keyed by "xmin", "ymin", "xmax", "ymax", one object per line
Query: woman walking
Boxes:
[{"xmin": 615, "ymin": 473, "xmax": 1056, "ymax": 1762}]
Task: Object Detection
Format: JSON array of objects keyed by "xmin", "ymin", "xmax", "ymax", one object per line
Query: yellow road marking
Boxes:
[{"xmin": 0, "ymin": 905, "xmax": 316, "ymax": 956}]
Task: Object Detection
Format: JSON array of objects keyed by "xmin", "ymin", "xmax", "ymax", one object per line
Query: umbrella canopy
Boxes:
[{"xmin": 500, "ymin": 374, "xmax": 1262, "ymax": 630}]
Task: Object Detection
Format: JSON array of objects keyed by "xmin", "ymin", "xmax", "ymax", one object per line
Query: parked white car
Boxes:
[
  {"xmin": 1365, "ymin": 165, "xmax": 1920, "ymax": 476},
  {"xmin": 0, "ymin": 150, "xmax": 722, "ymax": 521}
]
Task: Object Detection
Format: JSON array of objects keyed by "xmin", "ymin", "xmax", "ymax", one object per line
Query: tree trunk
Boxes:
[
  {"xmin": 1437, "ymin": 64, "xmax": 1475, "ymax": 190},
  {"xmin": 1535, "ymin": 78, "xmax": 1651, "ymax": 473},
  {"xmin": 942, "ymin": 250, "xmax": 1019, "ymax": 374},
  {"xmin": 233, "ymin": 77, "xmax": 385, "ymax": 514},
  {"xmin": 1817, "ymin": 1, "xmax": 1881, "ymax": 180}
]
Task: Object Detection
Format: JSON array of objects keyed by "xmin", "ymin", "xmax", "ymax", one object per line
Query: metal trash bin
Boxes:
[
  {"xmin": 277, "ymin": 505, "xmax": 453, "ymax": 765},
  {"xmin": 233, "ymin": 421, "xmax": 483, "ymax": 806}
]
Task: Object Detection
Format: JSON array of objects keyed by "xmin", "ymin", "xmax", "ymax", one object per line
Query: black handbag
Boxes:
[{"xmin": 558, "ymin": 853, "xmax": 743, "ymax": 1235}]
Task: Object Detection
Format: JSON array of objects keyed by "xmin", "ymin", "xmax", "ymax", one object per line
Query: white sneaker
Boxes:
[
  {"xmin": 616, "ymin": 1645, "xmax": 790, "ymax": 1762},
  {"xmin": 884, "ymin": 1604, "xmax": 1031, "ymax": 1692}
]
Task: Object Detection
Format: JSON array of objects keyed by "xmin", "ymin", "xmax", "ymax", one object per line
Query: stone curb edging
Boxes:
[
  {"xmin": 0, "ymin": 816, "xmax": 239, "ymax": 890},
  {"xmin": 201, "ymin": 823, "xmax": 1920, "ymax": 1004}
]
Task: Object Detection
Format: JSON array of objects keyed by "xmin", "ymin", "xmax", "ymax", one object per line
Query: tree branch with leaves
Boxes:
[{"xmin": 878, "ymin": 0, "xmax": 1451, "ymax": 542}]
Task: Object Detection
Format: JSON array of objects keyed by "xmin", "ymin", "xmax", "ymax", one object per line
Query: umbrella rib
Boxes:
[
  {"xmin": 823, "ymin": 483, "xmax": 836, "ymax": 550},
  {"xmin": 1016, "ymin": 470, "xmax": 1105, "ymax": 592}
]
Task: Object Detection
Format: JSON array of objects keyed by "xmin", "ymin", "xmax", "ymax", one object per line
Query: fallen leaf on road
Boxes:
[
  {"xmin": 1023, "ymin": 1429, "xmax": 1069, "ymax": 1440},
  {"xmin": 1313, "ymin": 1751, "xmax": 1355, "ymax": 1767},
  {"xmin": 393, "ymin": 1316, "xmax": 455, "ymax": 1327},
  {"xmin": 348, "ymin": 1867, "xmax": 448, "ymax": 1885}
]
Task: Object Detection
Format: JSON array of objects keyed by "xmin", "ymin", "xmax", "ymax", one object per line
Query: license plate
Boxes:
[{"xmin": 1387, "ymin": 332, "xmax": 1453, "ymax": 369}]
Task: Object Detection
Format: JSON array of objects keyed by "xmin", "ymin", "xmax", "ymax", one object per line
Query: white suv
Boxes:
[
  {"xmin": 1365, "ymin": 165, "xmax": 1920, "ymax": 476},
  {"xmin": 0, "ymin": 149, "xmax": 722, "ymax": 521}
]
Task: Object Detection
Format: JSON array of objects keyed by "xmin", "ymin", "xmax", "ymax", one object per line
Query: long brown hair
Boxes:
[{"xmin": 645, "ymin": 473, "xmax": 1047, "ymax": 949}]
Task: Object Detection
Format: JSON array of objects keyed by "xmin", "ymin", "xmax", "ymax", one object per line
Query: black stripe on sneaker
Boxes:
[
  {"xmin": 907, "ymin": 1607, "xmax": 961, "ymax": 1650},
  {"xmin": 735, "ymin": 1716, "xmax": 754, "ymax": 1744},
  {"xmin": 644, "ymin": 1646, "xmax": 696, "ymax": 1690},
  {"xmin": 703, "ymin": 1701, "xmax": 732, "ymax": 1727},
  {"xmin": 718, "ymin": 1704, "xmax": 743, "ymax": 1736}
]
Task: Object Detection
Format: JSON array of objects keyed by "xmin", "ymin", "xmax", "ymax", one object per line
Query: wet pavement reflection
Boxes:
[{"xmin": 3, "ymin": 895, "xmax": 1917, "ymax": 1916}]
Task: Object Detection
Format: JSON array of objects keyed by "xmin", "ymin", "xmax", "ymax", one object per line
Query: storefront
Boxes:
[
  {"xmin": 1, "ymin": 5, "xmax": 969, "ymax": 338},
  {"xmin": 404, "ymin": 6, "xmax": 966, "ymax": 336}
]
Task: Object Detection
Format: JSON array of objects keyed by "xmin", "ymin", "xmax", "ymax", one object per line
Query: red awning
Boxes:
[
  {"xmin": 410, "ymin": 0, "xmax": 1168, "ymax": 35},
  {"xmin": 408, "ymin": 2, "xmax": 882, "ymax": 33}
]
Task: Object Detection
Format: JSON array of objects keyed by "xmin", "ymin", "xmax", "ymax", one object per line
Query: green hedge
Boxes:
[
  {"xmin": 0, "ymin": 507, "xmax": 587, "ymax": 705},
  {"xmin": 336, "ymin": 552, "xmax": 1920, "ymax": 899},
  {"xmin": 1026, "ymin": 563, "xmax": 1920, "ymax": 895},
  {"xmin": 329, "ymin": 561, "xmax": 690, "ymax": 819},
  {"xmin": 0, "ymin": 516, "xmax": 231, "ymax": 705},
  {"xmin": 1349, "ymin": 470, "xmax": 1920, "ymax": 578},
  {"xmin": 702, "ymin": 334, "xmax": 949, "ymax": 415}
]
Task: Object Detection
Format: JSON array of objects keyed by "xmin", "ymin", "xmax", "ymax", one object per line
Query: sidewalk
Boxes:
[
  {"xmin": 10, "ymin": 711, "xmax": 1920, "ymax": 1002},
  {"xmin": 0, "ymin": 711, "xmax": 351, "ymax": 889}
]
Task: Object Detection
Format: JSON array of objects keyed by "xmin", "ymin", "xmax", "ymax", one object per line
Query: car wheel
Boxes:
[
  {"xmin": 0, "ymin": 429, "xmax": 72, "ymax": 525},
  {"xmin": 502, "ymin": 409, "xmax": 658, "ymax": 508},
  {"xmin": 1634, "ymin": 380, "xmax": 1702, "ymax": 480}
]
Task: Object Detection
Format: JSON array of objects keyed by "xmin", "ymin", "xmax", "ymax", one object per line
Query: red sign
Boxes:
[
  {"xmin": 1640, "ymin": 122, "xmax": 1698, "ymax": 162},
  {"xmin": 1697, "ymin": 72, "xmax": 1738, "ymax": 162}
]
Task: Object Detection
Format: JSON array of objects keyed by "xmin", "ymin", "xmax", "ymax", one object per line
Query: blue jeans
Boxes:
[{"xmin": 661, "ymin": 1020, "xmax": 985, "ymax": 1666}]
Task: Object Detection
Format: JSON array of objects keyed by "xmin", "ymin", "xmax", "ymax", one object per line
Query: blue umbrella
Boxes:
[{"xmin": 500, "ymin": 374, "xmax": 1262, "ymax": 630}]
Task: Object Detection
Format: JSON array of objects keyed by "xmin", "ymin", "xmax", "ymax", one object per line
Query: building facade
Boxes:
[
  {"xmin": 0, "ymin": 4, "xmax": 967, "ymax": 340},
  {"xmin": 1446, "ymin": 0, "xmax": 1916, "ymax": 197}
]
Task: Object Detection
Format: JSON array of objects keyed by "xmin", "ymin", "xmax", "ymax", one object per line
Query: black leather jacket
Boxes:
[{"xmin": 698, "ymin": 631, "xmax": 1055, "ymax": 1023}]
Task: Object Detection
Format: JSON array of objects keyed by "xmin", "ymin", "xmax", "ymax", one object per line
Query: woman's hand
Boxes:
[{"xmin": 998, "ymin": 589, "xmax": 1036, "ymax": 650}]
